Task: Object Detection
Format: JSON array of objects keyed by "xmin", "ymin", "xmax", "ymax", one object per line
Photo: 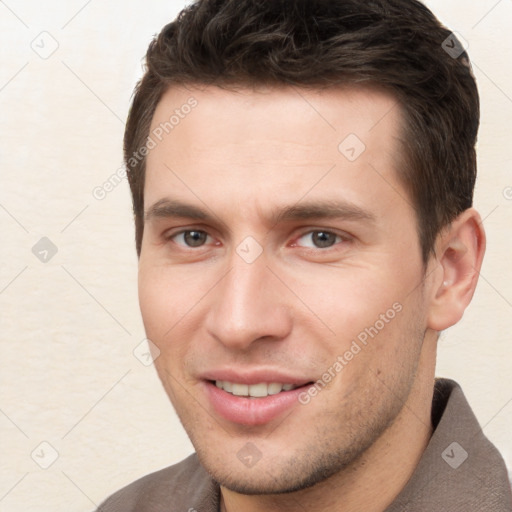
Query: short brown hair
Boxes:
[{"xmin": 125, "ymin": 0, "xmax": 479, "ymax": 261}]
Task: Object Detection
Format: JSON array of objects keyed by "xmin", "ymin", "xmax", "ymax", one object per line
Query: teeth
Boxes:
[
  {"xmin": 249, "ymin": 383, "xmax": 268, "ymax": 397},
  {"xmin": 215, "ymin": 381, "xmax": 299, "ymax": 397},
  {"xmin": 232, "ymin": 383, "xmax": 249, "ymax": 396},
  {"xmin": 267, "ymin": 383, "xmax": 283, "ymax": 395}
]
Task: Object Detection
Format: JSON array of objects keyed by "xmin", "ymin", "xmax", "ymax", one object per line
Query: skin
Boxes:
[{"xmin": 138, "ymin": 85, "xmax": 485, "ymax": 512}]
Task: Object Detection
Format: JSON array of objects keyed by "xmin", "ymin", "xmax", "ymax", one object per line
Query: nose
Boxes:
[{"xmin": 204, "ymin": 252, "xmax": 293, "ymax": 351}]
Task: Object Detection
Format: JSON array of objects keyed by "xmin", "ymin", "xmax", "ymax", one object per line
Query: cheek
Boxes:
[
  {"xmin": 138, "ymin": 268, "xmax": 168, "ymax": 338},
  {"xmin": 137, "ymin": 262, "xmax": 218, "ymax": 370},
  {"xmin": 138, "ymin": 265, "xmax": 192, "ymax": 342},
  {"xmin": 138, "ymin": 270, "xmax": 189, "ymax": 395},
  {"xmin": 304, "ymin": 270, "xmax": 402, "ymax": 338},
  {"xmin": 302, "ymin": 266, "xmax": 420, "ymax": 374}
]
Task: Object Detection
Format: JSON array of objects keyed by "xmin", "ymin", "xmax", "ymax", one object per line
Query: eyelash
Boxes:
[
  {"xmin": 165, "ymin": 228, "xmax": 350, "ymax": 251},
  {"xmin": 291, "ymin": 230, "xmax": 346, "ymax": 249},
  {"xmin": 166, "ymin": 229, "xmax": 216, "ymax": 248}
]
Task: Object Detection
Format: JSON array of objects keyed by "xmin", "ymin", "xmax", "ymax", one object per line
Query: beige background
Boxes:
[{"xmin": 0, "ymin": 0, "xmax": 511, "ymax": 510}]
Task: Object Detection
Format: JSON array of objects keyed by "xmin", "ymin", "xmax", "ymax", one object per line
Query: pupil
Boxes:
[
  {"xmin": 313, "ymin": 231, "xmax": 335, "ymax": 248},
  {"xmin": 184, "ymin": 231, "xmax": 206, "ymax": 247}
]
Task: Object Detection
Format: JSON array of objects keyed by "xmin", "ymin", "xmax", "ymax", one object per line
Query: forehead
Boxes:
[
  {"xmin": 144, "ymin": 84, "xmax": 408, "ymax": 220},
  {"xmin": 149, "ymin": 83, "xmax": 402, "ymax": 151}
]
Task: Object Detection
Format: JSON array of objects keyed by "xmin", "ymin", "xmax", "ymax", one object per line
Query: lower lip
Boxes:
[{"xmin": 203, "ymin": 381, "xmax": 310, "ymax": 426}]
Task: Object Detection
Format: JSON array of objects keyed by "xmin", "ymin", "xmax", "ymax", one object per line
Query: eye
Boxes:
[
  {"xmin": 171, "ymin": 230, "xmax": 211, "ymax": 248},
  {"xmin": 295, "ymin": 230, "xmax": 343, "ymax": 249}
]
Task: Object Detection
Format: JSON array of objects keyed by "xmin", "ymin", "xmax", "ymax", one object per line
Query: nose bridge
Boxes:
[
  {"xmin": 205, "ymin": 250, "xmax": 291, "ymax": 349},
  {"xmin": 227, "ymin": 255, "xmax": 265, "ymax": 315}
]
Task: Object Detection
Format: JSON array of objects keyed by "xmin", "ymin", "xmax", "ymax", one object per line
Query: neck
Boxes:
[{"xmin": 220, "ymin": 341, "xmax": 436, "ymax": 512}]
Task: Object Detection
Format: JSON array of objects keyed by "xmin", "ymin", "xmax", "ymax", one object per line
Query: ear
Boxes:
[{"xmin": 427, "ymin": 208, "xmax": 486, "ymax": 331}]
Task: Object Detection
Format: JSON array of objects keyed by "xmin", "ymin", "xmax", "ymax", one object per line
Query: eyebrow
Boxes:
[
  {"xmin": 145, "ymin": 198, "xmax": 213, "ymax": 223},
  {"xmin": 273, "ymin": 201, "xmax": 376, "ymax": 224},
  {"xmin": 144, "ymin": 198, "xmax": 376, "ymax": 226}
]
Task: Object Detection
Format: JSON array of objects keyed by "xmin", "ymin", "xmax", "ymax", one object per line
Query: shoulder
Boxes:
[
  {"xmin": 386, "ymin": 378, "xmax": 512, "ymax": 512},
  {"xmin": 97, "ymin": 453, "xmax": 218, "ymax": 512}
]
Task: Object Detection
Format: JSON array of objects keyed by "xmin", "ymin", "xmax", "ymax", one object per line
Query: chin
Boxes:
[{"xmin": 195, "ymin": 445, "xmax": 360, "ymax": 496}]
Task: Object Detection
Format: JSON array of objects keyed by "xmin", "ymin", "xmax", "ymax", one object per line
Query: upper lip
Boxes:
[{"xmin": 200, "ymin": 368, "xmax": 313, "ymax": 386}]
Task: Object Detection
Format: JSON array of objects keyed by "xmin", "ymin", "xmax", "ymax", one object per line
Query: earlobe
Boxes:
[{"xmin": 427, "ymin": 208, "xmax": 486, "ymax": 331}]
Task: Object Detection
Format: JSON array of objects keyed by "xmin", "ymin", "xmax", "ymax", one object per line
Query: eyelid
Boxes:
[
  {"xmin": 163, "ymin": 223, "xmax": 213, "ymax": 239},
  {"xmin": 162, "ymin": 225, "xmax": 352, "ymax": 251},
  {"xmin": 290, "ymin": 228, "xmax": 352, "ymax": 248},
  {"xmin": 165, "ymin": 227, "xmax": 200, "ymax": 236},
  {"xmin": 164, "ymin": 227, "xmax": 217, "ymax": 248}
]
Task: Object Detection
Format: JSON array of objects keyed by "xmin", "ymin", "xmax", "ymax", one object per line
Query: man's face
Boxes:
[{"xmin": 138, "ymin": 85, "xmax": 434, "ymax": 493}]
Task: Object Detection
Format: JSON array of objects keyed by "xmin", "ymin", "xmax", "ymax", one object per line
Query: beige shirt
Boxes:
[{"xmin": 97, "ymin": 379, "xmax": 512, "ymax": 511}]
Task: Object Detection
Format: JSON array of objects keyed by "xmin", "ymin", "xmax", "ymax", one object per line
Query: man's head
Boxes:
[
  {"xmin": 125, "ymin": 0, "xmax": 479, "ymax": 263},
  {"xmin": 127, "ymin": 0, "xmax": 486, "ymax": 506}
]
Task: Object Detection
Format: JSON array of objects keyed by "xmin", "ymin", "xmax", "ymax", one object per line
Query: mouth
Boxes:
[
  {"xmin": 203, "ymin": 378, "xmax": 314, "ymax": 426},
  {"xmin": 213, "ymin": 380, "xmax": 304, "ymax": 398}
]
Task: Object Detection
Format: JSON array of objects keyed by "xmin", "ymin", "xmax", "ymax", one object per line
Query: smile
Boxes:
[
  {"xmin": 215, "ymin": 380, "xmax": 302, "ymax": 398},
  {"xmin": 205, "ymin": 379, "xmax": 314, "ymax": 425}
]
